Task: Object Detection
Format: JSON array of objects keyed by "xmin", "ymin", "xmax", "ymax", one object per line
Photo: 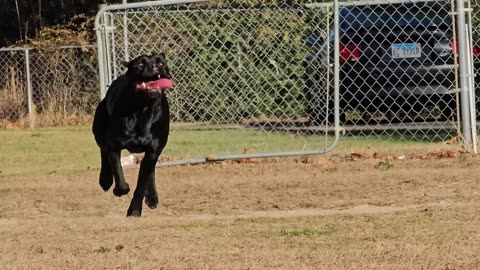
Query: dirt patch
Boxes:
[{"xmin": 184, "ymin": 201, "xmax": 452, "ymax": 221}]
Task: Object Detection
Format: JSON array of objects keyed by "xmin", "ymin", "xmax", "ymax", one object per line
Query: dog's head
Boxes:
[{"xmin": 124, "ymin": 54, "xmax": 173, "ymax": 98}]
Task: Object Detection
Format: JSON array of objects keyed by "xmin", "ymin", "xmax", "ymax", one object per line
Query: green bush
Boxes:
[{"xmin": 118, "ymin": 4, "xmax": 330, "ymax": 123}]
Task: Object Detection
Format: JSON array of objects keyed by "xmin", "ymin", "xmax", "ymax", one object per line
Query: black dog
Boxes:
[{"xmin": 92, "ymin": 54, "xmax": 173, "ymax": 217}]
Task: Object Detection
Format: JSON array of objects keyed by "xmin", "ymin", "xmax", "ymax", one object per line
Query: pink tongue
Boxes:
[{"xmin": 136, "ymin": 78, "xmax": 174, "ymax": 90}]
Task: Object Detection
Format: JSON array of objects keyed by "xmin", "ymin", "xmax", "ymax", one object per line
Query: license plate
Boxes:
[{"xmin": 391, "ymin": 43, "xmax": 422, "ymax": 58}]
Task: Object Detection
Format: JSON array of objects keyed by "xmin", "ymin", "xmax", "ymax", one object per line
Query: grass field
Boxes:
[
  {"xmin": 1, "ymin": 126, "xmax": 479, "ymax": 269},
  {"xmin": 0, "ymin": 126, "xmax": 454, "ymax": 174}
]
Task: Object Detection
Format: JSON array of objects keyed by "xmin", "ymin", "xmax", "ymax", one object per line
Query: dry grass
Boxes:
[
  {"xmin": 0, "ymin": 114, "xmax": 93, "ymax": 129},
  {"xmin": 1, "ymin": 149, "xmax": 480, "ymax": 269},
  {"xmin": 0, "ymin": 93, "xmax": 25, "ymax": 121},
  {"xmin": 0, "ymin": 48, "xmax": 98, "ymax": 128},
  {"xmin": 0, "ymin": 65, "xmax": 27, "ymax": 123},
  {"xmin": 23, "ymin": 112, "xmax": 93, "ymax": 128}
]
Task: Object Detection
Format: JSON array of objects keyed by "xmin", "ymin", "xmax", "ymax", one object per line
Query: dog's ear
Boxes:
[{"xmin": 121, "ymin": 61, "xmax": 130, "ymax": 68}]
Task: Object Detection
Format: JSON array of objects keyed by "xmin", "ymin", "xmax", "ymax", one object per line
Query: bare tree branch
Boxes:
[{"xmin": 15, "ymin": 0, "xmax": 23, "ymax": 42}]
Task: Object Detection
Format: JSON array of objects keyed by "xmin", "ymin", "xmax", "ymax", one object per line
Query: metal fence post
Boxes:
[
  {"xmin": 123, "ymin": 0, "xmax": 129, "ymax": 63},
  {"xmin": 24, "ymin": 48, "xmax": 33, "ymax": 127},
  {"xmin": 333, "ymin": 0, "xmax": 341, "ymax": 144},
  {"xmin": 96, "ymin": 5, "xmax": 108, "ymax": 99},
  {"xmin": 466, "ymin": 0, "xmax": 478, "ymax": 153},
  {"xmin": 456, "ymin": 0, "xmax": 473, "ymax": 147}
]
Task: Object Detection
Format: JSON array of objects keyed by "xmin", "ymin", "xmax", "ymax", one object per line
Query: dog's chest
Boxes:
[
  {"xmin": 128, "ymin": 106, "xmax": 161, "ymax": 143},
  {"xmin": 108, "ymin": 100, "xmax": 167, "ymax": 152}
]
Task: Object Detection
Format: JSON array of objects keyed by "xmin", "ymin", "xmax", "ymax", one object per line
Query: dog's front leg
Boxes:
[
  {"xmin": 144, "ymin": 175, "xmax": 159, "ymax": 210},
  {"xmin": 99, "ymin": 151, "xmax": 113, "ymax": 191},
  {"xmin": 127, "ymin": 151, "xmax": 159, "ymax": 217},
  {"xmin": 107, "ymin": 151, "xmax": 130, "ymax": 197}
]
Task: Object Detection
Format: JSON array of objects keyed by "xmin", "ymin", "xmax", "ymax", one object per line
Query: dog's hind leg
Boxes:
[
  {"xmin": 99, "ymin": 151, "xmax": 113, "ymax": 191},
  {"xmin": 107, "ymin": 151, "xmax": 130, "ymax": 197}
]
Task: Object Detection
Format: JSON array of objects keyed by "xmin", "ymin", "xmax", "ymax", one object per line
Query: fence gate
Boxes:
[
  {"xmin": 95, "ymin": 0, "xmax": 341, "ymax": 165},
  {"xmin": 330, "ymin": 0, "xmax": 477, "ymax": 149}
]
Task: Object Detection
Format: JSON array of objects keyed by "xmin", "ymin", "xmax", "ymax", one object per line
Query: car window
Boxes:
[{"xmin": 339, "ymin": 1, "xmax": 452, "ymax": 32}]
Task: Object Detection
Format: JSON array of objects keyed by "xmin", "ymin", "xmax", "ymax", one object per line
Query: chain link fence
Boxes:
[
  {"xmin": 97, "ymin": 0, "xmax": 339, "ymax": 163},
  {"xmin": 95, "ymin": 0, "xmax": 479, "ymax": 163},
  {"xmin": 1, "ymin": 0, "xmax": 478, "ymax": 159},
  {"xmin": 320, "ymin": 0, "xmax": 470, "ymax": 143},
  {"xmin": 0, "ymin": 46, "xmax": 99, "ymax": 127},
  {"xmin": 105, "ymin": 3, "xmax": 333, "ymax": 126},
  {"xmin": 97, "ymin": 2, "xmax": 342, "ymax": 162}
]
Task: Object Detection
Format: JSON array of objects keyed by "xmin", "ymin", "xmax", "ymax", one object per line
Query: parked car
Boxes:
[{"xmin": 304, "ymin": 0, "xmax": 480, "ymax": 125}]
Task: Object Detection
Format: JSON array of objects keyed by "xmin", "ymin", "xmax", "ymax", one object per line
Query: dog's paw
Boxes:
[
  {"xmin": 99, "ymin": 175, "xmax": 113, "ymax": 192},
  {"xmin": 113, "ymin": 184, "xmax": 130, "ymax": 197},
  {"xmin": 145, "ymin": 194, "xmax": 159, "ymax": 209},
  {"xmin": 126, "ymin": 208, "xmax": 142, "ymax": 217}
]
